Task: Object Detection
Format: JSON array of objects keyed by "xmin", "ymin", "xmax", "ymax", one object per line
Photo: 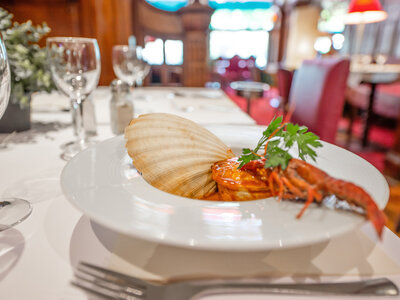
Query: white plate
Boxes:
[{"xmin": 60, "ymin": 125, "xmax": 389, "ymax": 251}]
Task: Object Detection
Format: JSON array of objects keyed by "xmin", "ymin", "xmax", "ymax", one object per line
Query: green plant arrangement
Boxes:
[{"xmin": 0, "ymin": 7, "xmax": 55, "ymax": 107}]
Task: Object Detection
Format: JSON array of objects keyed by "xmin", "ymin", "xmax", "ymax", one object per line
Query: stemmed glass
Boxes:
[
  {"xmin": 112, "ymin": 45, "xmax": 141, "ymax": 87},
  {"xmin": 47, "ymin": 37, "xmax": 101, "ymax": 160},
  {"xmin": 0, "ymin": 35, "xmax": 32, "ymax": 231},
  {"xmin": 112, "ymin": 45, "xmax": 150, "ymax": 100},
  {"xmin": 134, "ymin": 46, "xmax": 150, "ymax": 87}
]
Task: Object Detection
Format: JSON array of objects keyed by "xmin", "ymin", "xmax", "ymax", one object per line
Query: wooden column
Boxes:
[
  {"xmin": 179, "ymin": 1, "xmax": 213, "ymax": 87},
  {"xmin": 278, "ymin": 4, "xmax": 289, "ymax": 63}
]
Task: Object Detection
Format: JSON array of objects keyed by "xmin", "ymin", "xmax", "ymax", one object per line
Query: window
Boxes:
[
  {"xmin": 143, "ymin": 0, "xmax": 274, "ymax": 84},
  {"xmin": 165, "ymin": 40, "xmax": 184, "ymax": 65},
  {"xmin": 143, "ymin": 38, "xmax": 164, "ymax": 65},
  {"xmin": 209, "ymin": 7, "xmax": 276, "ymax": 68},
  {"xmin": 318, "ymin": 0, "xmax": 348, "ymax": 34},
  {"xmin": 143, "ymin": 36, "xmax": 184, "ymax": 85},
  {"xmin": 210, "ymin": 30, "xmax": 268, "ymax": 67}
]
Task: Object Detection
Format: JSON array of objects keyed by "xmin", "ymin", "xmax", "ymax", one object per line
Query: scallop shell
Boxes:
[{"xmin": 125, "ymin": 113, "xmax": 234, "ymax": 198}]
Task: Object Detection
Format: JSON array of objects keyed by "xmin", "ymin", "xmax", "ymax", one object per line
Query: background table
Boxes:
[
  {"xmin": 0, "ymin": 87, "xmax": 400, "ymax": 299},
  {"xmin": 350, "ymin": 63, "xmax": 400, "ymax": 148},
  {"xmin": 230, "ymin": 81, "xmax": 270, "ymax": 114}
]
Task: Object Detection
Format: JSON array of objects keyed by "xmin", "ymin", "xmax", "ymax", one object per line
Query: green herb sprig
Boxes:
[{"xmin": 238, "ymin": 116, "xmax": 323, "ymax": 170}]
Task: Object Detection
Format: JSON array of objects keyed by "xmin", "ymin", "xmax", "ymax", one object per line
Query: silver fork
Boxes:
[{"xmin": 72, "ymin": 261, "xmax": 399, "ymax": 300}]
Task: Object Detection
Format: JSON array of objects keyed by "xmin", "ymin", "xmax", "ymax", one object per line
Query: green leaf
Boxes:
[
  {"xmin": 262, "ymin": 116, "xmax": 283, "ymax": 138},
  {"xmin": 264, "ymin": 147, "xmax": 292, "ymax": 169},
  {"xmin": 237, "ymin": 116, "xmax": 323, "ymax": 170},
  {"xmin": 237, "ymin": 149, "xmax": 261, "ymax": 168}
]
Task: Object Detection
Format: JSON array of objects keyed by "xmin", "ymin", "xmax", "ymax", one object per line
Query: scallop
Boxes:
[{"xmin": 125, "ymin": 113, "xmax": 234, "ymax": 198}]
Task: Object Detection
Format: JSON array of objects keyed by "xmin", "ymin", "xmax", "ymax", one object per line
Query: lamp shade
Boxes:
[{"xmin": 344, "ymin": 0, "xmax": 387, "ymax": 24}]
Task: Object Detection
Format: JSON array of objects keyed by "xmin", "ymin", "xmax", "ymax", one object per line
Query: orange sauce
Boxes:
[
  {"xmin": 211, "ymin": 158, "xmax": 269, "ymax": 191},
  {"xmin": 202, "ymin": 192, "xmax": 223, "ymax": 201},
  {"xmin": 201, "ymin": 157, "xmax": 272, "ymax": 201}
]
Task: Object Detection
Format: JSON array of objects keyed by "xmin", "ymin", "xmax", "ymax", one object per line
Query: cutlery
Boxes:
[{"xmin": 72, "ymin": 261, "xmax": 399, "ymax": 299}]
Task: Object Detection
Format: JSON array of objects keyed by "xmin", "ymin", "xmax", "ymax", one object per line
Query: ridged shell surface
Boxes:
[{"xmin": 125, "ymin": 113, "xmax": 234, "ymax": 198}]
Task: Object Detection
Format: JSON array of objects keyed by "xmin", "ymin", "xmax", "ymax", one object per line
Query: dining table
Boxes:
[
  {"xmin": 230, "ymin": 81, "xmax": 270, "ymax": 114},
  {"xmin": 350, "ymin": 62, "xmax": 400, "ymax": 148},
  {"xmin": 1, "ymin": 86, "xmax": 400, "ymax": 300}
]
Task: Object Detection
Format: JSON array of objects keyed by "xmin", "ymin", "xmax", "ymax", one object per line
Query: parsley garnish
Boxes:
[{"xmin": 238, "ymin": 116, "xmax": 322, "ymax": 170}]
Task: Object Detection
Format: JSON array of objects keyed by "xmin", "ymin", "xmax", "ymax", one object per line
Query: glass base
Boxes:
[
  {"xmin": 0, "ymin": 198, "xmax": 32, "ymax": 231},
  {"xmin": 60, "ymin": 140, "xmax": 97, "ymax": 161}
]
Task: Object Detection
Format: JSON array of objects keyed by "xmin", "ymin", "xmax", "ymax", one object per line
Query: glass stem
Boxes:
[
  {"xmin": 71, "ymin": 97, "xmax": 86, "ymax": 145},
  {"xmin": 136, "ymin": 78, "xmax": 143, "ymax": 87}
]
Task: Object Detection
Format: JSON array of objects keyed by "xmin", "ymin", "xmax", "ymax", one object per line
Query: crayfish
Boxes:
[{"xmin": 211, "ymin": 157, "xmax": 386, "ymax": 238}]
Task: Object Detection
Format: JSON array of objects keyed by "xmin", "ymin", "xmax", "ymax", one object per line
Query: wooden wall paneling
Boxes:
[
  {"xmin": 114, "ymin": 0, "xmax": 134, "ymax": 45},
  {"xmin": 79, "ymin": 0, "xmax": 134, "ymax": 85},
  {"xmin": 1, "ymin": 0, "xmax": 212, "ymax": 87},
  {"xmin": 79, "ymin": 0, "xmax": 96, "ymax": 38},
  {"xmin": 135, "ymin": 0, "xmax": 183, "ymax": 43},
  {"xmin": 0, "ymin": 0, "xmax": 134, "ymax": 85},
  {"xmin": 0, "ymin": 0, "xmax": 82, "ymax": 44}
]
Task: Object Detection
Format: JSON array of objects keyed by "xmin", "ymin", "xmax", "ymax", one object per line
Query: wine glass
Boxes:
[
  {"xmin": 112, "ymin": 45, "xmax": 142, "ymax": 87},
  {"xmin": 112, "ymin": 45, "xmax": 150, "ymax": 101},
  {"xmin": 134, "ymin": 46, "xmax": 150, "ymax": 87},
  {"xmin": 47, "ymin": 37, "xmax": 101, "ymax": 160},
  {"xmin": 0, "ymin": 35, "xmax": 32, "ymax": 231}
]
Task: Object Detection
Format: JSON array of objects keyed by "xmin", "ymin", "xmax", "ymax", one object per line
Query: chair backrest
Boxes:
[
  {"xmin": 288, "ymin": 57, "xmax": 350, "ymax": 144},
  {"xmin": 277, "ymin": 68, "xmax": 294, "ymax": 106}
]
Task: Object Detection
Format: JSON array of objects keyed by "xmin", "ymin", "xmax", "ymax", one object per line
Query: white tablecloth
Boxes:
[{"xmin": 0, "ymin": 87, "xmax": 399, "ymax": 300}]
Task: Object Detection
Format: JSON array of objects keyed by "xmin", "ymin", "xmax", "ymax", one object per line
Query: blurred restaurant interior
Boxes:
[
  {"xmin": 0, "ymin": 0, "xmax": 400, "ymax": 235},
  {"xmin": 3, "ymin": 1, "xmax": 400, "ymax": 298}
]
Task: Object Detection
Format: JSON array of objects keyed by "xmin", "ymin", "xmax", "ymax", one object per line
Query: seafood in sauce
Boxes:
[
  {"xmin": 125, "ymin": 113, "xmax": 386, "ymax": 237},
  {"xmin": 211, "ymin": 157, "xmax": 386, "ymax": 237}
]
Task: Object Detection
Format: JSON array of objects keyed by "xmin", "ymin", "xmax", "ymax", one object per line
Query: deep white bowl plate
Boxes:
[{"xmin": 61, "ymin": 125, "xmax": 389, "ymax": 251}]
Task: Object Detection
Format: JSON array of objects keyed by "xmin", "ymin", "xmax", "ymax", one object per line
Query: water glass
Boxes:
[
  {"xmin": 47, "ymin": 37, "xmax": 101, "ymax": 160},
  {"xmin": 0, "ymin": 35, "xmax": 32, "ymax": 230},
  {"xmin": 112, "ymin": 45, "xmax": 150, "ymax": 87}
]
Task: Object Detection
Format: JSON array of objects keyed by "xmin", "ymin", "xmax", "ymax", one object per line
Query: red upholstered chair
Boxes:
[
  {"xmin": 277, "ymin": 68, "xmax": 294, "ymax": 110},
  {"xmin": 288, "ymin": 57, "xmax": 350, "ymax": 144}
]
